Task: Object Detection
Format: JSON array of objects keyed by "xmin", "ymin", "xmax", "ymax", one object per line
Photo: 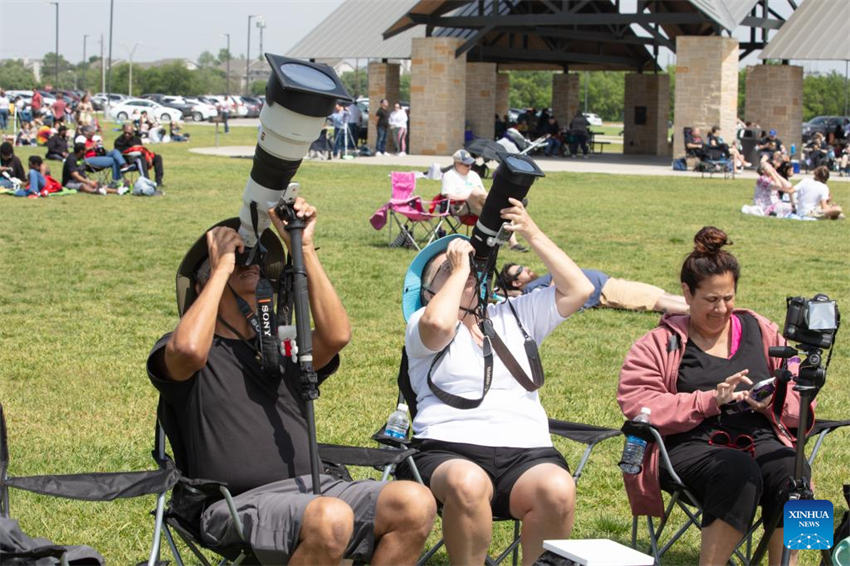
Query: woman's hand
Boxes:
[
  {"xmin": 269, "ymin": 197, "xmax": 317, "ymax": 250},
  {"xmin": 714, "ymin": 370, "xmax": 752, "ymax": 406},
  {"xmin": 445, "ymin": 237, "xmax": 473, "ymax": 277},
  {"xmin": 500, "ymin": 197, "xmax": 540, "ymax": 240}
]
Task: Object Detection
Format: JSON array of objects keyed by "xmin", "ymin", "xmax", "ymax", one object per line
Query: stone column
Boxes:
[
  {"xmin": 495, "ymin": 72, "xmax": 510, "ymax": 119},
  {"xmin": 624, "ymin": 73, "xmax": 671, "ymax": 155},
  {"xmin": 465, "ymin": 62, "xmax": 496, "ymax": 140},
  {"xmin": 410, "ymin": 37, "xmax": 466, "ymax": 155},
  {"xmin": 367, "ymin": 61, "xmax": 400, "ymax": 149},
  {"xmin": 551, "ymin": 73, "xmax": 579, "ymax": 126},
  {"xmin": 745, "ymin": 64, "xmax": 803, "ymax": 154},
  {"xmin": 672, "ymin": 36, "xmax": 739, "ymax": 156}
]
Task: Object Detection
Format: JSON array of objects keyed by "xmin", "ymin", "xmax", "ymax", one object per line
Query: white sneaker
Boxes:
[
  {"xmin": 97, "ymin": 187, "xmax": 107, "ymax": 195},
  {"xmin": 117, "ymin": 185, "xmax": 129, "ymax": 196},
  {"xmin": 399, "ymin": 151, "xmax": 406, "ymax": 156}
]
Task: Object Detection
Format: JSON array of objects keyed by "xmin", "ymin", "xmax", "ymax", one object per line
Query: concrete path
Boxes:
[{"xmin": 190, "ymin": 144, "xmax": 846, "ymax": 182}]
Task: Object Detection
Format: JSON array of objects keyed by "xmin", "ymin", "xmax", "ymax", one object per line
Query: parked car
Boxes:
[
  {"xmin": 93, "ymin": 92, "xmax": 128, "ymax": 110},
  {"xmin": 108, "ymin": 98, "xmax": 182, "ymax": 122},
  {"xmin": 183, "ymin": 97, "xmax": 219, "ymax": 121},
  {"xmin": 583, "ymin": 112, "xmax": 603, "ymax": 126},
  {"xmin": 354, "ymin": 96, "xmax": 369, "ymax": 130},
  {"xmin": 802, "ymin": 115, "xmax": 849, "ymax": 142},
  {"xmin": 241, "ymin": 96, "xmax": 263, "ymax": 118}
]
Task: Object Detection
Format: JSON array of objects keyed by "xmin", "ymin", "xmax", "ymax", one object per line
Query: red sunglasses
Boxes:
[{"xmin": 708, "ymin": 430, "xmax": 755, "ymax": 458}]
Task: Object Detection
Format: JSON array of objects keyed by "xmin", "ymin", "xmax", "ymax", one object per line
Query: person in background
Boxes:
[
  {"xmin": 13, "ymin": 155, "xmax": 46, "ymax": 198},
  {"xmin": 0, "ymin": 141, "xmax": 25, "ymax": 188},
  {"xmin": 567, "ymin": 111, "xmax": 590, "ymax": 158},
  {"xmin": 31, "ymin": 88, "xmax": 43, "ymax": 118},
  {"xmin": 793, "ymin": 165, "xmax": 844, "ymax": 220},
  {"xmin": 62, "ymin": 142, "xmax": 124, "ymax": 195},
  {"xmin": 389, "ymin": 102, "xmax": 407, "ymax": 156},
  {"xmin": 114, "ymin": 123, "xmax": 164, "ymax": 186},
  {"xmin": 500, "ymin": 263, "xmax": 689, "ymax": 314},
  {"xmin": 374, "ymin": 98, "xmax": 390, "ymax": 156},
  {"xmin": 51, "ymin": 95, "xmax": 67, "ymax": 125},
  {"xmin": 45, "ymin": 125, "xmax": 69, "ymax": 161},
  {"xmin": 0, "ymin": 89, "xmax": 10, "ymax": 130}
]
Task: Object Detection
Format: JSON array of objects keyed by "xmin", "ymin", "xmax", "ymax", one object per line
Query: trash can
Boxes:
[{"xmin": 791, "ymin": 160, "xmax": 800, "ymax": 174}]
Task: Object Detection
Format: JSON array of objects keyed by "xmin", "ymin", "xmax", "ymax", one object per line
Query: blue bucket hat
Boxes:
[{"xmin": 402, "ymin": 234, "xmax": 469, "ymax": 321}]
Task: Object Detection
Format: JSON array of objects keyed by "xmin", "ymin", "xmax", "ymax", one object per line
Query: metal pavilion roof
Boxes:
[
  {"xmin": 286, "ymin": 0, "xmax": 789, "ymax": 70},
  {"xmin": 286, "ymin": 0, "xmax": 422, "ymax": 60},
  {"xmin": 760, "ymin": 0, "xmax": 850, "ymax": 61}
]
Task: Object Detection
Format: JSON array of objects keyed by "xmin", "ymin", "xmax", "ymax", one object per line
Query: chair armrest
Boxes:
[
  {"xmin": 319, "ymin": 443, "xmax": 417, "ymax": 468},
  {"xmin": 548, "ymin": 418, "xmax": 620, "ymax": 445}
]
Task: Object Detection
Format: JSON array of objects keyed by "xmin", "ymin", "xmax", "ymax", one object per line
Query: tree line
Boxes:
[{"xmin": 2, "ymin": 54, "xmax": 844, "ymax": 121}]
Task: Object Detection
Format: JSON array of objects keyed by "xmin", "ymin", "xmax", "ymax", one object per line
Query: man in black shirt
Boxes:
[
  {"xmin": 147, "ymin": 202, "xmax": 435, "ymax": 565},
  {"xmin": 45, "ymin": 125, "xmax": 69, "ymax": 161},
  {"xmin": 62, "ymin": 143, "xmax": 108, "ymax": 194},
  {"xmin": 114, "ymin": 123, "xmax": 164, "ymax": 185},
  {"xmin": 0, "ymin": 142, "xmax": 25, "ymax": 189},
  {"xmin": 374, "ymin": 98, "xmax": 390, "ymax": 156}
]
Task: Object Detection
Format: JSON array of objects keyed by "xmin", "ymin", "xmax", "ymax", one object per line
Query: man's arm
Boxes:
[
  {"xmin": 503, "ymin": 198, "xmax": 593, "ymax": 318},
  {"xmin": 163, "ymin": 227, "xmax": 242, "ymax": 382},
  {"xmin": 269, "ymin": 200, "xmax": 350, "ymax": 370}
]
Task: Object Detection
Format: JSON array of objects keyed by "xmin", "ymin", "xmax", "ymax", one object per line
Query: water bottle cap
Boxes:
[
  {"xmin": 640, "ymin": 407, "xmax": 651, "ymax": 415},
  {"xmin": 397, "ymin": 403, "xmax": 409, "ymax": 412}
]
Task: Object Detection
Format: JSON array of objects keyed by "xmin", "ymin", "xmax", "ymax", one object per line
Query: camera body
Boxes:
[{"xmin": 783, "ymin": 294, "xmax": 839, "ymax": 349}]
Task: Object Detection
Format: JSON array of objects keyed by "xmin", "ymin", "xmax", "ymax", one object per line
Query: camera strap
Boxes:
[
  {"xmin": 426, "ymin": 323, "xmax": 493, "ymax": 410},
  {"xmin": 229, "ymin": 280, "xmax": 280, "ymax": 380},
  {"xmin": 425, "ymin": 301, "xmax": 544, "ymax": 410}
]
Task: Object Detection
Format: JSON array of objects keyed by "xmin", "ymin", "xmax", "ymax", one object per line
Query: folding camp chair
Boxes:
[
  {"xmin": 0, "ymin": 402, "xmax": 179, "ymax": 566},
  {"xmin": 148, "ymin": 401, "xmax": 418, "ymax": 566},
  {"xmin": 369, "ymin": 171, "xmax": 449, "ymax": 250},
  {"xmin": 697, "ymin": 145, "xmax": 735, "ymax": 180},
  {"xmin": 626, "ymin": 418, "xmax": 850, "ymax": 565},
  {"xmin": 428, "ymin": 194, "xmax": 477, "ymax": 237},
  {"xmin": 378, "ymin": 347, "xmax": 621, "ymax": 566}
]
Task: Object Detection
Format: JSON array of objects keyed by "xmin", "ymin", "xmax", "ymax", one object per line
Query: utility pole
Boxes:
[
  {"xmin": 246, "ymin": 14, "xmax": 257, "ymax": 94},
  {"xmin": 106, "ymin": 0, "xmax": 114, "ymax": 97},
  {"xmin": 257, "ymin": 17, "xmax": 265, "ymax": 61},
  {"xmin": 223, "ymin": 33, "xmax": 231, "ymax": 96},
  {"xmin": 79, "ymin": 34, "xmax": 89, "ymax": 90},
  {"xmin": 49, "ymin": 2, "xmax": 59, "ymax": 87},
  {"xmin": 125, "ymin": 43, "xmax": 140, "ymax": 97},
  {"xmin": 100, "ymin": 34, "xmax": 105, "ymax": 96}
]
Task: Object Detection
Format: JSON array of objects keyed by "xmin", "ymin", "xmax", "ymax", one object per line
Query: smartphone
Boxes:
[{"xmin": 724, "ymin": 378, "xmax": 775, "ymax": 414}]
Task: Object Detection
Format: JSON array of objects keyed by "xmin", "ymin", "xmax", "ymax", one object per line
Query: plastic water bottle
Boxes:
[
  {"xmin": 619, "ymin": 407, "xmax": 651, "ymax": 475},
  {"xmin": 384, "ymin": 403, "xmax": 410, "ymax": 440},
  {"xmin": 790, "ymin": 143, "xmax": 796, "ymax": 157}
]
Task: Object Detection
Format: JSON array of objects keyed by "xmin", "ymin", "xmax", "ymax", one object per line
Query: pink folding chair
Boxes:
[{"xmin": 370, "ymin": 171, "xmax": 448, "ymax": 250}]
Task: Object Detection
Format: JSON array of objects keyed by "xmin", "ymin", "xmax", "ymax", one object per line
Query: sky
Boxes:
[
  {"xmin": 0, "ymin": 0, "xmax": 845, "ymax": 76},
  {"xmin": 0, "ymin": 0, "xmax": 346, "ymax": 64}
]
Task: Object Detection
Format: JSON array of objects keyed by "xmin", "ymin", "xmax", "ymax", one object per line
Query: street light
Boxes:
[
  {"xmin": 222, "ymin": 33, "xmax": 231, "ymax": 96},
  {"xmin": 246, "ymin": 14, "xmax": 258, "ymax": 94},
  {"xmin": 256, "ymin": 17, "xmax": 265, "ymax": 61},
  {"xmin": 78, "ymin": 34, "xmax": 89, "ymax": 90},
  {"xmin": 123, "ymin": 42, "xmax": 141, "ymax": 97},
  {"xmin": 48, "ymin": 1, "xmax": 59, "ymax": 86}
]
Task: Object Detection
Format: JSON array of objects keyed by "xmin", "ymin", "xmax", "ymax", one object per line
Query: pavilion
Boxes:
[{"xmin": 288, "ymin": 0, "xmax": 807, "ymax": 157}]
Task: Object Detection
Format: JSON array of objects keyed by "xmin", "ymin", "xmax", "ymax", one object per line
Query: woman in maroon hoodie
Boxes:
[{"xmin": 618, "ymin": 226, "xmax": 809, "ymax": 566}]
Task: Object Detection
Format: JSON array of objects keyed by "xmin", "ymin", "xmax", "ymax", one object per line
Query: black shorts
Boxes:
[{"xmin": 396, "ymin": 438, "xmax": 569, "ymax": 518}]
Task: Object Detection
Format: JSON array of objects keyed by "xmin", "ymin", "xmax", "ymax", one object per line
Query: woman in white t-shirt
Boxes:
[
  {"xmin": 397, "ymin": 201, "xmax": 594, "ymax": 566},
  {"xmin": 388, "ymin": 102, "xmax": 408, "ymax": 155},
  {"xmin": 794, "ymin": 165, "xmax": 844, "ymax": 219}
]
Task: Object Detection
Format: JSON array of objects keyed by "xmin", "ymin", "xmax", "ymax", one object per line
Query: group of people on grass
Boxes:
[
  {"xmin": 0, "ymin": 121, "xmax": 166, "ymax": 197},
  {"xmin": 150, "ymin": 159, "xmax": 813, "ymax": 565}
]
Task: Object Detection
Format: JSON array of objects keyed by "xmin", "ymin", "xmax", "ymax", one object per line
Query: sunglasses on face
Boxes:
[
  {"xmin": 708, "ymin": 430, "xmax": 755, "ymax": 457},
  {"xmin": 508, "ymin": 266, "xmax": 525, "ymax": 283}
]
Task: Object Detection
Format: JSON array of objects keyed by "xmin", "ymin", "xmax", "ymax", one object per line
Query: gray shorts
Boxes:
[{"xmin": 200, "ymin": 474, "xmax": 386, "ymax": 564}]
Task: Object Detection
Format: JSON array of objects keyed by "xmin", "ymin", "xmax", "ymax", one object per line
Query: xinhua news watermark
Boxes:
[{"xmin": 784, "ymin": 500, "xmax": 833, "ymax": 550}]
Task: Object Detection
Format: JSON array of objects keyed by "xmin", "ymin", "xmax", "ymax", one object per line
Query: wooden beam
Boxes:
[
  {"xmin": 476, "ymin": 45, "xmax": 648, "ymax": 67},
  {"xmin": 456, "ymin": 25, "xmax": 495, "ymax": 57}
]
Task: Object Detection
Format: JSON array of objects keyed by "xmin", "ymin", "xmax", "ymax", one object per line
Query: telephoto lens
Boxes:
[
  {"xmin": 237, "ymin": 54, "xmax": 351, "ymax": 262},
  {"xmin": 470, "ymin": 153, "xmax": 544, "ymax": 261}
]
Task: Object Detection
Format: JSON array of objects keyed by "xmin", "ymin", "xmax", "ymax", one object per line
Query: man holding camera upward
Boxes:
[
  {"xmin": 147, "ymin": 198, "xmax": 435, "ymax": 565},
  {"xmin": 397, "ymin": 197, "xmax": 594, "ymax": 565}
]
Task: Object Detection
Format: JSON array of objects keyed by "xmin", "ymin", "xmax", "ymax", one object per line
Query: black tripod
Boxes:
[
  {"xmin": 275, "ymin": 198, "xmax": 322, "ymax": 495},
  {"xmin": 750, "ymin": 344, "xmax": 830, "ymax": 566}
]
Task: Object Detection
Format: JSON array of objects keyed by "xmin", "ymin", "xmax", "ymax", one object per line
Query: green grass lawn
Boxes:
[{"xmin": 1, "ymin": 122, "xmax": 848, "ymax": 564}]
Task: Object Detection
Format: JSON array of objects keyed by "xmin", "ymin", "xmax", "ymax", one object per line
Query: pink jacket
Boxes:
[{"xmin": 617, "ymin": 309, "xmax": 811, "ymax": 517}]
